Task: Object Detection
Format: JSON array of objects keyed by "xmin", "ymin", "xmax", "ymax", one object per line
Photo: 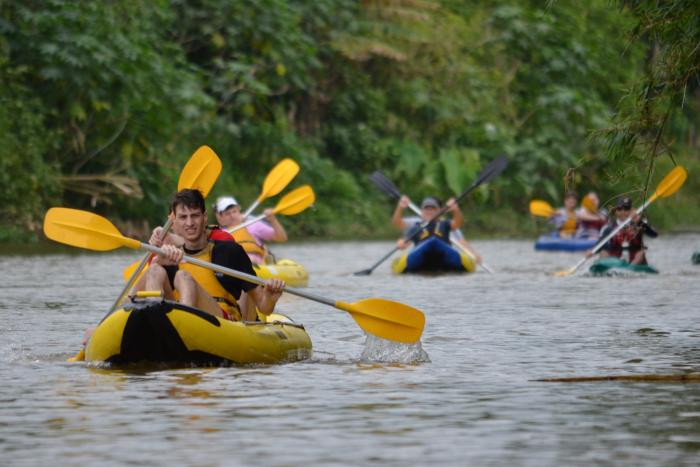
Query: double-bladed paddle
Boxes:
[
  {"xmin": 109, "ymin": 146, "xmax": 222, "ymax": 314},
  {"xmin": 242, "ymin": 158, "xmax": 300, "ymax": 219},
  {"xmin": 553, "ymin": 165, "xmax": 688, "ymax": 277},
  {"xmin": 227, "ymin": 185, "xmax": 315, "ymax": 234},
  {"xmin": 369, "ymin": 171, "xmax": 495, "ymax": 274},
  {"xmin": 354, "ymin": 155, "xmax": 508, "ymax": 276},
  {"xmin": 44, "ymin": 208, "xmax": 425, "ymax": 344}
]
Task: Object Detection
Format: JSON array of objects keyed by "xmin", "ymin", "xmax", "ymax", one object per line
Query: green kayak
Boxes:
[
  {"xmin": 589, "ymin": 257, "xmax": 659, "ymax": 276},
  {"xmin": 692, "ymin": 251, "xmax": 700, "ymax": 264}
]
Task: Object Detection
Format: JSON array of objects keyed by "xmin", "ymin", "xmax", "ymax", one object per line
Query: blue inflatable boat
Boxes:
[
  {"xmin": 392, "ymin": 237, "xmax": 476, "ymax": 274},
  {"xmin": 534, "ymin": 232, "xmax": 598, "ymax": 252}
]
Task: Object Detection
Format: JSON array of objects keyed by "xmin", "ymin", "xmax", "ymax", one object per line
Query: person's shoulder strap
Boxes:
[{"xmin": 209, "ymin": 226, "xmax": 235, "ymax": 242}]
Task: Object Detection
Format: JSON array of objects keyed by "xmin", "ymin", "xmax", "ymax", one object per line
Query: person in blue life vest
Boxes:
[
  {"xmin": 134, "ymin": 189, "xmax": 285, "ymax": 322},
  {"xmin": 588, "ymin": 196, "xmax": 658, "ymax": 265},
  {"xmin": 392, "ymin": 195, "xmax": 466, "ymax": 251}
]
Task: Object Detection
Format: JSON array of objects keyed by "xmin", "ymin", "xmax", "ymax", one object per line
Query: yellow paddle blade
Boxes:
[
  {"xmin": 335, "ymin": 298, "xmax": 425, "ymax": 344},
  {"xmin": 43, "ymin": 208, "xmax": 140, "ymax": 251},
  {"xmin": 552, "ymin": 268, "xmax": 575, "ymax": 277},
  {"xmin": 259, "ymin": 158, "xmax": 300, "ymax": 201},
  {"xmin": 529, "ymin": 200, "xmax": 555, "ymax": 217},
  {"xmin": 273, "ymin": 185, "xmax": 315, "ymax": 216},
  {"xmin": 67, "ymin": 348, "xmax": 85, "ymax": 362},
  {"xmin": 653, "ymin": 165, "xmax": 687, "ymax": 199},
  {"xmin": 122, "ymin": 258, "xmax": 148, "ymax": 282},
  {"xmin": 177, "ymin": 146, "xmax": 222, "ymax": 197}
]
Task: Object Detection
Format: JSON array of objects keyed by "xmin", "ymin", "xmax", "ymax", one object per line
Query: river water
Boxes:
[{"xmin": 1, "ymin": 234, "xmax": 699, "ymax": 466}]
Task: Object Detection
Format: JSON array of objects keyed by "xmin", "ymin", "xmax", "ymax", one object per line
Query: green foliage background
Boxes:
[{"xmin": 1, "ymin": 0, "xmax": 698, "ymax": 242}]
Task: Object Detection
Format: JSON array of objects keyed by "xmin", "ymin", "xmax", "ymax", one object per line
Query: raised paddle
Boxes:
[
  {"xmin": 369, "ymin": 171, "xmax": 495, "ymax": 274},
  {"xmin": 109, "ymin": 146, "xmax": 222, "ymax": 313},
  {"xmin": 553, "ymin": 165, "xmax": 688, "ymax": 277},
  {"xmin": 226, "ymin": 185, "xmax": 315, "ymax": 234},
  {"xmin": 242, "ymin": 158, "xmax": 300, "ymax": 219},
  {"xmin": 44, "ymin": 208, "xmax": 425, "ymax": 344},
  {"xmin": 354, "ymin": 155, "xmax": 508, "ymax": 276},
  {"xmin": 529, "ymin": 200, "xmax": 555, "ymax": 218}
]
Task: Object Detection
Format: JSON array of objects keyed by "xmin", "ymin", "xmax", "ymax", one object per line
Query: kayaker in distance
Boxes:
[
  {"xmin": 214, "ymin": 195, "xmax": 288, "ymax": 265},
  {"xmin": 587, "ymin": 196, "xmax": 658, "ymax": 265},
  {"xmin": 134, "ymin": 189, "xmax": 285, "ymax": 322},
  {"xmin": 393, "ymin": 195, "xmax": 477, "ymax": 257},
  {"xmin": 575, "ymin": 191, "xmax": 608, "ymax": 239},
  {"xmin": 549, "ymin": 191, "xmax": 579, "ymax": 238}
]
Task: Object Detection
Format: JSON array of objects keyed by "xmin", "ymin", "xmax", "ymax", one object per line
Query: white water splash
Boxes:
[{"xmin": 360, "ymin": 334, "xmax": 431, "ymax": 364}]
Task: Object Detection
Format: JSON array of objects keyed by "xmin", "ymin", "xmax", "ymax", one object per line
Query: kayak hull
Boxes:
[
  {"xmin": 85, "ymin": 298, "xmax": 312, "ymax": 366},
  {"xmin": 254, "ymin": 258, "xmax": 309, "ymax": 287},
  {"xmin": 535, "ymin": 232, "xmax": 598, "ymax": 252},
  {"xmin": 392, "ymin": 237, "xmax": 476, "ymax": 274},
  {"xmin": 589, "ymin": 257, "xmax": 659, "ymax": 276}
]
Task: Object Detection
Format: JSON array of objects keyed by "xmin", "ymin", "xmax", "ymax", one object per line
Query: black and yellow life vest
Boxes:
[
  {"xmin": 412, "ymin": 220, "xmax": 452, "ymax": 245},
  {"xmin": 179, "ymin": 243, "xmax": 241, "ymax": 321},
  {"xmin": 231, "ymin": 227, "xmax": 267, "ymax": 259}
]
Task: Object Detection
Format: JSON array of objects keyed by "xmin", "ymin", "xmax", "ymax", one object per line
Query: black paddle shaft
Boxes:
[{"xmin": 354, "ymin": 155, "xmax": 508, "ymax": 276}]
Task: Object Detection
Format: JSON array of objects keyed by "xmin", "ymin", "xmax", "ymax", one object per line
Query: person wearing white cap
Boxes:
[{"xmin": 214, "ymin": 195, "xmax": 288, "ymax": 264}]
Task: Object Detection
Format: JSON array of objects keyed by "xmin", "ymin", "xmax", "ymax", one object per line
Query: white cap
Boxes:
[{"xmin": 214, "ymin": 196, "xmax": 238, "ymax": 213}]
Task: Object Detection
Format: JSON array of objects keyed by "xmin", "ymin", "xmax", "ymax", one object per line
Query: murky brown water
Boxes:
[{"xmin": 1, "ymin": 234, "xmax": 700, "ymax": 466}]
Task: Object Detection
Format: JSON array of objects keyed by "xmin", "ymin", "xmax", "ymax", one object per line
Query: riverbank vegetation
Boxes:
[{"xmin": 1, "ymin": 0, "xmax": 698, "ymax": 243}]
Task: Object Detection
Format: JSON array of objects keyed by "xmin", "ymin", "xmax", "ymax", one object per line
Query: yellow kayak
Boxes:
[
  {"xmin": 84, "ymin": 297, "xmax": 312, "ymax": 366},
  {"xmin": 254, "ymin": 258, "xmax": 309, "ymax": 287}
]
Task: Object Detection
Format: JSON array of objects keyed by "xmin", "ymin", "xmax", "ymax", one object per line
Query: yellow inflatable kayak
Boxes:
[
  {"xmin": 253, "ymin": 258, "xmax": 309, "ymax": 287},
  {"xmin": 84, "ymin": 297, "xmax": 312, "ymax": 366}
]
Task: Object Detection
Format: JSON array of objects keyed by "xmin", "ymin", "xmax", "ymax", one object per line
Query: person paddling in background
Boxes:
[
  {"xmin": 589, "ymin": 196, "xmax": 658, "ymax": 265},
  {"xmin": 392, "ymin": 195, "xmax": 481, "ymax": 261},
  {"xmin": 213, "ymin": 195, "xmax": 288, "ymax": 265},
  {"xmin": 550, "ymin": 191, "xmax": 579, "ymax": 238},
  {"xmin": 576, "ymin": 191, "xmax": 607, "ymax": 239},
  {"xmin": 134, "ymin": 189, "xmax": 285, "ymax": 322},
  {"xmin": 392, "ymin": 195, "xmax": 478, "ymax": 269}
]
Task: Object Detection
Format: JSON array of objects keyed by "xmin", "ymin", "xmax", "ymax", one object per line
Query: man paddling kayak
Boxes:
[
  {"xmin": 589, "ymin": 196, "xmax": 658, "ymax": 265},
  {"xmin": 214, "ymin": 195, "xmax": 288, "ymax": 264},
  {"xmin": 134, "ymin": 189, "xmax": 284, "ymax": 321}
]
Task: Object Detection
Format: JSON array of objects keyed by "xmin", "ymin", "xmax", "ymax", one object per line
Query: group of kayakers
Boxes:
[
  {"xmin": 550, "ymin": 191, "xmax": 608, "ymax": 239},
  {"xmin": 548, "ymin": 192, "xmax": 658, "ymax": 266},
  {"xmin": 123, "ymin": 182, "xmax": 661, "ymax": 329}
]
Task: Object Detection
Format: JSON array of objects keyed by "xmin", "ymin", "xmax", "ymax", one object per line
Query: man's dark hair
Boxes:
[
  {"xmin": 171, "ymin": 189, "xmax": 206, "ymax": 214},
  {"xmin": 564, "ymin": 191, "xmax": 577, "ymax": 200}
]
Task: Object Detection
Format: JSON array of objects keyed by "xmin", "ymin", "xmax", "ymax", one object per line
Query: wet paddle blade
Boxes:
[
  {"xmin": 369, "ymin": 171, "xmax": 402, "ymax": 199},
  {"xmin": 654, "ymin": 165, "xmax": 687, "ymax": 198},
  {"xmin": 177, "ymin": 146, "xmax": 222, "ymax": 197},
  {"xmin": 335, "ymin": 298, "xmax": 425, "ymax": 344},
  {"xmin": 260, "ymin": 158, "xmax": 300, "ymax": 200},
  {"xmin": 43, "ymin": 208, "xmax": 139, "ymax": 251},
  {"xmin": 274, "ymin": 185, "xmax": 315, "ymax": 215},
  {"xmin": 529, "ymin": 200, "xmax": 555, "ymax": 217}
]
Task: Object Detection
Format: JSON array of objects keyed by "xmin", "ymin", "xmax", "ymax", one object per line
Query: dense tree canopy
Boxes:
[{"xmin": 0, "ymin": 0, "xmax": 697, "ymax": 241}]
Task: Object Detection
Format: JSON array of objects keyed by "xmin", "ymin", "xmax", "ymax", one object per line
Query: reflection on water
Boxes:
[{"xmin": 1, "ymin": 234, "xmax": 700, "ymax": 466}]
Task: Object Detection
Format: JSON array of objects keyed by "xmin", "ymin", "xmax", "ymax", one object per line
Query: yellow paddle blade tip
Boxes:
[
  {"xmin": 337, "ymin": 298, "xmax": 425, "ymax": 344},
  {"xmin": 552, "ymin": 270, "xmax": 573, "ymax": 277}
]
